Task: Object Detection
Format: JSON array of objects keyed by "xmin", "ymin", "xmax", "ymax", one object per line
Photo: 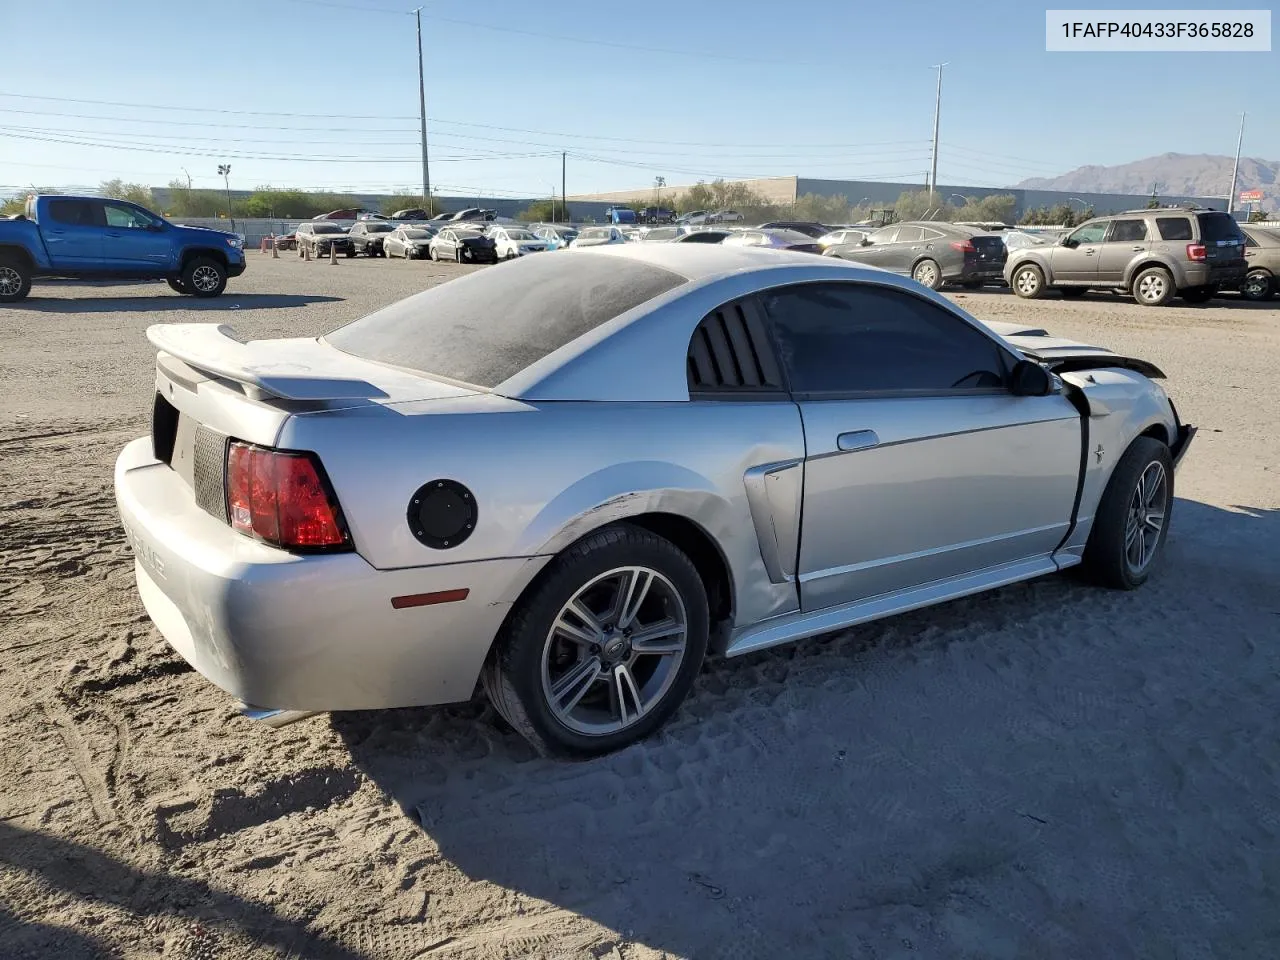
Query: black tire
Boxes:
[
  {"xmin": 911, "ymin": 258, "xmax": 943, "ymax": 290},
  {"xmin": 481, "ymin": 522, "xmax": 709, "ymax": 758},
  {"xmin": 166, "ymin": 278, "xmax": 190, "ymax": 295},
  {"xmin": 181, "ymin": 257, "xmax": 227, "ymax": 298},
  {"xmin": 1132, "ymin": 266, "xmax": 1175, "ymax": 306},
  {"xmin": 0, "ymin": 256, "xmax": 32, "ymax": 303},
  {"xmin": 1081, "ymin": 436, "xmax": 1174, "ymax": 590},
  {"xmin": 1180, "ymin": 285, "xmax": 1216, "ymax": 304},
  {"xmin": 344, "ymin": 248, "xmax": 355, "ymax": 258},
  {"xmin": 1060, "ymin": 287, "xmax": 1087, "ymax": 298},
  {"xmin": 1011, "ymin": 263, "xmax": 1046, "ymax": 299},
  {"xmin": 1240, "ymin": 269, "xmax": 1274, "ymax": 302}
]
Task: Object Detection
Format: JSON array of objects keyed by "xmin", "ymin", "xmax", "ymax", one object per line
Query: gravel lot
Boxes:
[{"xmin": 2, "ymin": 253, "xmax": 1278, "ymax": 960}]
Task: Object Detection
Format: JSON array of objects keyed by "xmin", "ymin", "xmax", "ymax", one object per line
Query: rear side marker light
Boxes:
[
  {"xmin": 226, "ymin": 442, "xmax": 350, "ymax": 551},
  {"xmin": 1186, "ymin": 244, "xmax": 1207, "ymax": 262},
  {"xmin": 391, "ymin": 589, "xmax": 470, "ymax": 610}
]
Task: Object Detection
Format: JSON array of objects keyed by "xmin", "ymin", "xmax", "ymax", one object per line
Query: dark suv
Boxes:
[
  {"xmin": 348, "ymin": 220, "xmax": 395, "ymax": 257},
  {"xmin": 1005, "ymin": 207, "xmax": 1247, "ymax": 306}
]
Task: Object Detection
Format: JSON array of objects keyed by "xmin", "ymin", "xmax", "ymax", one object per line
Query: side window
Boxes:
[
  {"xmin": 103, "ymin": 203, "xmax": 155, "ymax": 229},
  {"xmin": 867, "ymin": 227, "xmax": 898, "ymax": 245},
  {"xmin": 1156, "ymin": 217, "xmax": 1193, "ymax": 241},
  {"xmin": 1067, "ymin": 221, "xmax": 1108, "ymax": 245},
  {"xmin": 1108, "ymin": 219, "xmax": 1147, "ymax": 242},
  {"xmin": 921, "ymin": 228, "xmax": 947, "ymax": 241},
  {"xmin": 47, "ymin": 199, "xmax": 99, "ymax": 227},
  {"xmin": 1244, "ymin": 232, "xmax": 1257, "ymax": 248},
  {"xmin": 894, "ymin": 226, "xmax": 925, "ymax": 243},
  {"xmin": 762, "ymin": 283, "xmax": 1008, "ymax": 396},
  {"xmin": 687, "ymin": 297, "xmax": 784, "ymax": 397}
]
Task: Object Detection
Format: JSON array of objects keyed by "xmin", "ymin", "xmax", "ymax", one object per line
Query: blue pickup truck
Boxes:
[{"xmin": 0, "ymin": 195, "xmax": 246, "ymax": 303}]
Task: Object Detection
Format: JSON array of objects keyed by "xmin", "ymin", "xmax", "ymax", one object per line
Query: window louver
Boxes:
[{"xmin": 687, "ymin": 299, "xmax": 783, "ymax": 394}]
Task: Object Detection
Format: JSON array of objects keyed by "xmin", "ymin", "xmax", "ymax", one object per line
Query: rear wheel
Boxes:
[
  {"xmin": 1240, "ymin": 269, "xmax": 1274, "ymax": 302},
  {"xmin": 1082, "ymin": 437, "xmax": 1173, "ymax": 589},
  {"xmin": 181, "ymin": 257, "xmax": 227, "ymax": 298},
  {"xmin": 482, "ymin": 523, "xmax": 709, "ymax": 757},
  {"xmin": 1011, "ymin": 263, "xmax": 1046, "ymax": 299},
  {"xmin": 0, "ymin": 256, "xmax": 32, "ymax": 303},
  {"xmin": 912, "ymin": 258, "xmax": 942, "ymax": 290},
  {"xmin": 1132, "ymin": 266, "xmax": 1175, "ymax": 306}
]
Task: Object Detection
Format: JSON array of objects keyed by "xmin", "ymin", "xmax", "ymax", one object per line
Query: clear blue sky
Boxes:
[{"xmin": 0, "ymin": 0, "xmax": 1274, "ymax": 200}]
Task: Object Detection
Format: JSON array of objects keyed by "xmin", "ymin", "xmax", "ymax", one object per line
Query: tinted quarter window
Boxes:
[
  {"xmin": 762, "ymin": 283, "xmax": 1007, "ymax": 395},
  {"xmin": 1197, "ymin": 212, "xmax": 1244, "ymax": 243},
  {"xmin": 47, "ymin": 199, "xmax": 98, "ymax": 226},
  {"xmin": 1109, "ymin": 220, "xmax": 1147, "ymax": 242},
  {"xmin": 1156, "ymin": 217, "xmax": 1193, "ymax": 241}
]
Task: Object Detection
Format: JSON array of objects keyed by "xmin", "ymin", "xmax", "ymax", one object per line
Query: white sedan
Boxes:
[
  {"xmin": 489, "ymin": 226, "xmax": 548, "ymax": 260},
  {"xmin": 569, "ymin": 226, "xmax": 628, "ymax": 248}
]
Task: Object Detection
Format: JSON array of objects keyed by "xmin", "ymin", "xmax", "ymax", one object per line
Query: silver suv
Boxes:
[{"xmin": 1004, "ymin": 207, "xmax": 1247, "ymax": 306}]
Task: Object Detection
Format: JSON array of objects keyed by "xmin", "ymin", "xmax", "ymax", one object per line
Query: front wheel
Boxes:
[
  {"xmin": 1081, "ymin": 437, "xmax": 1174, "ymax": 589},
  {"xmin": 482, "ymin": 523, "xmax": 709, "ymax": 757},
  {"xmin": 912, "ymin": 258, "xmax": 942, "ymax": 290},
  {"xmin": 1011, "ymin": 263, "xmax": 1046, "ymax": 299},
  {"xmin": 0, "ymin": 257, "xmax": 32, "ymax": 303},
  {"xmin": 182, "ymin": 257, "xmax": 227, "ymax": 298},
  {"xmin": 1240, "ymin": 269, "xmax": 1274, "ymax": 302}
]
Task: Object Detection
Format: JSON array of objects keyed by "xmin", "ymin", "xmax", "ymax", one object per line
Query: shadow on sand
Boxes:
[{"xmin": 330, "ymin": 499, "xmax": 1280, "ymax": 958}]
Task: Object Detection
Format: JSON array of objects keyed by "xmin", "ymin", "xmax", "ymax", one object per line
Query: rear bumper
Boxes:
[
  {"xmin": 114, "ymin": 436, "xmax": 547, "ymax": 712},
  {"xmin": 949, "ymin": 259, "xmax": 1006, "ymax": 282}
]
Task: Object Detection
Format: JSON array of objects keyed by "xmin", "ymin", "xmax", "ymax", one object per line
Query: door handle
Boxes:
[
  {"xmin": 1131, "ymin": 245, "xmax": 1144, "ymax": 251},
  {"xmin": 1084, "ymin": 249, "xmax": 1095, "ymax": 256},
  {"xmin": 837, "ymin": 429, "xmax": 879, "ymax": 451}
]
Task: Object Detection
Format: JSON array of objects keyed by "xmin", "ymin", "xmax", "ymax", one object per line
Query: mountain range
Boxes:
[{"xmin": 1015, "ymin": 152, "xmax": 1278, "ymax": 209}]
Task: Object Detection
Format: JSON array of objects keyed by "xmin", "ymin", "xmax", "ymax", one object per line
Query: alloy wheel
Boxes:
[
  {"xmin": 540, "ymin": 566, "xmax": 688, "ymax": 736},
  {"xmin": 1137, "ymin": 273, "xmax": 1167, "ymax": 303},
  {"xmin": 914, "ymin": 262, "xmax": 938, "ymax": 287},
  {"xmin": 1015, "ymin": 267, "xmax": 1040, "ymax": 296},
  {"xmin": 1124, "ymin": 461, "xmax": 1167, "ymax": 575},
  {"xmin": 190, "ymin": 265, "xmax": 221, "ymax": 293},
  {"xmin": 0, "ymin": 266, "xmax": 21, "ymax": 298}
]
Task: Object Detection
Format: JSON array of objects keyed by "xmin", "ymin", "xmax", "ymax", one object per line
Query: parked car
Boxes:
[
  {"xmin": 759, "ymin": 221, "xmax": 833, "ymax": 239},
  {"xmin": 638, "ymin": 206, "xmax": 675, "ymax": 223},
  {"xmin": 675, "ymin": 210, "xmax": 709, "ymax": 225},
  {"xmin": 390, "ymin": 208, "xmax": 430, "ymax": 221},
  {"xmin": 606, "ymin": 206, "xmax": 638, "ymax": 225},
  {"xmin": 428, "ymin": 227, "xmax": 498, "ymax": 263},
  {"xmin": 721, "ymin": 228, "xmax": 824, "ymax": 254},
  {"xmin": 115, "ymin": 245, "xmax": 1194, "ymax": 756},
  {"xmin": 448, "ymin": 208, "xmax": 496, "ymax": 224},
  {"xmin": 708, "ymin": 210, "xmax": 744, "ymax": 223},
  {"xmin": 384, "ymin": 225, "xmax": 436, "ymax": 259},
  {"xmin": 634, "ymin": 226, "xmax": 682, "ymax": 242},
  {"xmin": 274, "ymin": 231, "xmax": 298, "ymax": 251},
  {"xmin": 1005, "ymin": 207, "xmax": 1247, "ymax": 306},
  {"xmin": 673, "ymin": 229, "xmax": 730, "ymax": 244},
  {"xmin": 827, "ymin": 221, "xmax": 1006, "ymax": 290},
  {"xmin": 489, "ymin": 226, "xmax": 548, "ymax": 259},
  {"xmin": 296, "ymin": 221, "xmax": 354, "ymax": 258},
  {"xmin": 1239, "ymin": 227, "xmax": 1280, "ymax": 301},
  {"xmin": 315, "ymin": 208, "xmax": 367, "ymax": 221},
  {"xmin": 816, "ymin": 228, "xmax": 871, "ymax": 248},
  {"xmin": 532, "ymin": 224, "xmax": 579, "ymax": 250},
  {"xmin": 348, "ymin": 220, "xmax": 396, "ymax": 257},
  {"xmin": 0, "ymin": 194, "xmax": 245, "ymax": 302},
  {"xmin": 569, "ymin": 226, "xmax": 627, "ymax": 248}
]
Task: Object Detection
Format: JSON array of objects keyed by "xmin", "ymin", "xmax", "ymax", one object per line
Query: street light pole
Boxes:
[
  {"xmin": 217, "ymin": 164, "xmax": 232, "ymax": 223},
  {"xmin": 928, "ymin": 63, "xmax": 947, "ymax": 200},
  {"xmin": 415, "ymin": 8, "xmax": 431, "ymax": 214},
  {"xmin": 1227, "ymin": 111, "xmax": 1245, "ymax": 215}
]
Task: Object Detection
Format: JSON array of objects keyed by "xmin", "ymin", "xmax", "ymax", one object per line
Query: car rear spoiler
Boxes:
[{"xmin": 146, "ymin": 323, "xmax": 389, "ymax": 401}]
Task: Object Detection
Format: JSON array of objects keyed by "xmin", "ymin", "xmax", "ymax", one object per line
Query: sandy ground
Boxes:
[{"xmin": 1, "ymin": 254, "xmax": 1278, "ymax": 960}]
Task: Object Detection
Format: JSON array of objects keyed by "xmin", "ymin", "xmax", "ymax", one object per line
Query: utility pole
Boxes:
[
  {"xmin": 1227, "ymin": 111, "xmax": 1245, "ymax": 215},
  {"xmin": 929, "ymin": 63, "xmax": 947, "ymax": 201},
  {"xmin": 561, "ymin": 151, "xmax": 566, "ymax": 224},
  {"xmin": 415, "ymin": 8, "xmax": 431, "ymax": 213}
]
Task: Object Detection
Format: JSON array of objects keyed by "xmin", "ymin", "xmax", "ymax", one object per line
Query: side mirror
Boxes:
[
  {"xmin": 861, "ymin": 238, "xmax": 873, "ymax": 246},
  {"xmin": 147, "ymin": 223, "xmax": 165, "ymax": 232},
  {"xmin": 1060, "ymin": 236, "xmax": 1077, "ymax": 248},
  {"xmin": 1009, "ymin": 359, "xmax": 1052, "ymax": 397}
]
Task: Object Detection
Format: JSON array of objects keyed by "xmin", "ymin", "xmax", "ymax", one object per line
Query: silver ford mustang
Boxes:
[{"xmin": 115, "ymin": 245, "xmax": 1194, "ymax": 756}]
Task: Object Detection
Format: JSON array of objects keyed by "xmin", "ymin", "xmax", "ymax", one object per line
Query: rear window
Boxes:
[
  {"xmin": 324, "ymin": 254, "xmax": 687, "ymax": 388},
  {"xmin": 1197, "ymin": 212, "xmax": 1244, "ymax": 242},
  {"xmin": 1156, "ymin": 217, "xmax": 1193, "ymax": 241}
]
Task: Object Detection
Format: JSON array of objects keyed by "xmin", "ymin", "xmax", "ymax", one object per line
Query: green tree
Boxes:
[
  {"xmin": 98, "ymin": 179, "xmax": 154, "ymax": 207},
  {"xmin": 1247, "ymin": 210, "xmax": 1272, "ymax": 223},
  {"xmin": 678, "ymin": 181, "xmax": 716, "ymax": 213},
  {"xmin": 163, "ymin": 179, "xmax": 225, "ymax": 218},
  {"xmin": 516, "ymin": 199, "xmax": 557, "ymax": 222}
]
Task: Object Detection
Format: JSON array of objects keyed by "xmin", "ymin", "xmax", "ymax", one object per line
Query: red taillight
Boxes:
[
  {"xmin": 226, "ymin": 442, "xmax": 348, "ymax": 550},
  {"xmin": 950, "ymin": 239, "xmax": 975, "ymax": 253},
  {"xmin": 1186, "ymin": 243, "xmax": 1207, "ymax": 262}
]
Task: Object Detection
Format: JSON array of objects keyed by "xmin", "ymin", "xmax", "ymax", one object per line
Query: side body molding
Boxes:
[{"xmin": 743, "ymin": 459, "xmax": 804, "ymax": 583}]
